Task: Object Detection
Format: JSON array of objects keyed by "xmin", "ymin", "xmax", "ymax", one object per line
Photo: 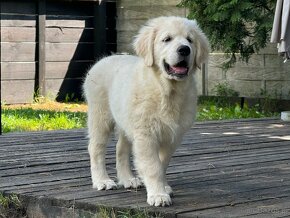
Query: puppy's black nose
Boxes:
[{"xmin": 177, "ymin": 45, "xmax": 190, "ymax": 56}]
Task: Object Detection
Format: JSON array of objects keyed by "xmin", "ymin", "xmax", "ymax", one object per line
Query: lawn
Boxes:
[
  {"xmin": 197, "ymin": 99, "xmax": 277, "ymax": 121},
  {"xmin": 1, "ymin": 98, "xmax": 278, "ymax": 133},
  {"xmin": 1, "ymin": 101, "xmax": 87, "ymax": 133}
]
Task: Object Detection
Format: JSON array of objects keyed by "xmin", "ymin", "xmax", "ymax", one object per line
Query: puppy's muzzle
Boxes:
[{"xmin": 163, "ymin": 46, "xmax": 191, "ymax": 79}]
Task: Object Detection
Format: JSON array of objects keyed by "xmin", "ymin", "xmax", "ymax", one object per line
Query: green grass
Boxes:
[
  {"xmin": 1, "ymin": 99, "xmax": 278, "ymax": 133},
  {"xmin": 197, "ymin": 102, "xmax": 277, "ymax": 121},
  {"xmin": 0, "ymin": 193, "xmax": 26, "ymax": 218},
  {"xmin": 1, "ymin": 108, "xmax": 86, "ymax": 133},
  {"xmin": 96, "ymin": 206, "xmax": 161, "ymax": 218}
]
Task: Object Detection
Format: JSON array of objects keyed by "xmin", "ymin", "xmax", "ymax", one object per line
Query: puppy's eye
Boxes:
[
  {"xmin": 187, "ymin": 37, "xmax": 193, "ymax": 43},
  {"xmin": 162, "ymin": 36, "xmax": 172, "ymax": 43}
]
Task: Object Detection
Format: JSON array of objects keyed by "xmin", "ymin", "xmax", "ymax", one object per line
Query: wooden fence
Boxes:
[
  {"xmin": 2, "ymin": 0, "xmax": 290, "ymax": 104},
  {"xmin": 0, "ymin": 0, "xmax": 116, "ymax": 104}
]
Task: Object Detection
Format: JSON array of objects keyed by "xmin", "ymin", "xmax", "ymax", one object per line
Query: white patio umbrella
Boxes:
[{"xmin": 271, "ymin": 0, "xmax": 290, "ymax": 62}]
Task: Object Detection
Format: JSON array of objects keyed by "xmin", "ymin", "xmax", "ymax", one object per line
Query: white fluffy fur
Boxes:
[{"xmin": 83, "ymin": 16, "xmax": 209, "ymax": 207}]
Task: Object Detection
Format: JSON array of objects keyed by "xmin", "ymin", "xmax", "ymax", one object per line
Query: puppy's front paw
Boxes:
[
  {"xmin": 118, "ymin": 177, "xmax": 143, "ymax": 189},
  {"xmin": 93, "ymin": 179, "xmax": 117, "ymax": 190},
  {"xmin": 147, "ymin": 194, "xmax": 172, "ymax": 207}
]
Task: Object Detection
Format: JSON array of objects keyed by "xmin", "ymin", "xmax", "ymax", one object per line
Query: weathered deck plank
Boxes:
[{"xmin": 0, "ymin": 118, "xmax": 290, "ymax": 217}]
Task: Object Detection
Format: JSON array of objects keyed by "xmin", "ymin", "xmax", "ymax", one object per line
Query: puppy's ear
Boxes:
[
  {"xmin": 191, "ymin": 21, "xmax": 210, "ymax": 68},
  {"xmin": 133, "ymin": 23, "xmax": 155, "ymax": 67}
]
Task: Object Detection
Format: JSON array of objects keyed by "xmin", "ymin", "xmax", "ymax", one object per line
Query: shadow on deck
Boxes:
[{"xmin": 1, "ymin": 118, "xmax": 290, "ymax": 217}]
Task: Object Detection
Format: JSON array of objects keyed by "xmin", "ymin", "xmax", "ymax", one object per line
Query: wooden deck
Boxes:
[{"xmin": 1, "ymin": 118, "xmax": 290, "ymax": 218}]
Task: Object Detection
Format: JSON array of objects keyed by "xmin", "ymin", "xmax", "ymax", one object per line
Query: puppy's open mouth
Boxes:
[{"xmin": 163, "ymin": 60, "xmax": 189, "ymax": 78}]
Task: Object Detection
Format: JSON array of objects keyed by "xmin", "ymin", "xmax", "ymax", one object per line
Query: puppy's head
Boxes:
[{"xmin": 133, "ymin": 16, "xmax": 210, "ymax": 81}]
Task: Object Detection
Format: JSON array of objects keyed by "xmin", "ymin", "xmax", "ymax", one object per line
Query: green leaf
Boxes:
[
  {"xmin": 234, "ymin": 105, "xmax": 241, "ymax": 113},
  {"xmin": 179, "ymin": 0, "xmax": 276, "ymax": 70}
]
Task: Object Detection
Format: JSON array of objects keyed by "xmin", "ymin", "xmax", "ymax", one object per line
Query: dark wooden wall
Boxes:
[
  {"xmin": 0, "ymin": 0, "xmax": 116, "ymax": 104},
  {"xmin": 1, "ymin": 1, "xmax": 37, "ymax": 104}
]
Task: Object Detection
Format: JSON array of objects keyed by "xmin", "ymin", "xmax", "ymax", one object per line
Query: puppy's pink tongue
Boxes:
[{"xmin": 171, "ymin": 66, "xmax": 188, "ymax": 74}]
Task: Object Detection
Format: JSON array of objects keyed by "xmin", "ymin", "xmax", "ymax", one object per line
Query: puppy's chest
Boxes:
[
  {"xmin": 155, "ymin": 97, "xmax": 193, "ymax": 144},
  {"xmin": 159, "ymin": 96, "xmax": 192, "ymax": 125},
  {"xmin": 145, "ymin": 94, "xmax": 192, "ymax": 127},
  {"xmin": 131, "ymin": 88, "xmax": 194, "ymax": 129}
]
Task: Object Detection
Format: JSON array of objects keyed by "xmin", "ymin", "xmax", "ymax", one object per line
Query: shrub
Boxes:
[
  {"xmin": 179, "ymin": 0, "xmax": 276, "ymax": 69},
  {"xmin": 213, "ymin": 82, "xmax": 239, "ymax": 97}
]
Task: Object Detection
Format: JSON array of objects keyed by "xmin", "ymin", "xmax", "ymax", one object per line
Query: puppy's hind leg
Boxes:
[
  {"xmin": 116, "ymin": 131, "xmax": 142, "ymax": 189},
  {"xmin": 87, "ymin": 101, "xmax": 117, "ymax": 190}
]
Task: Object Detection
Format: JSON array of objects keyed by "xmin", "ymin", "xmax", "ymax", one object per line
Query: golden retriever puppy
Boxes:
[{"xmin": 83, "ymin": 16, "xmax": 209, "ymax": 207}]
